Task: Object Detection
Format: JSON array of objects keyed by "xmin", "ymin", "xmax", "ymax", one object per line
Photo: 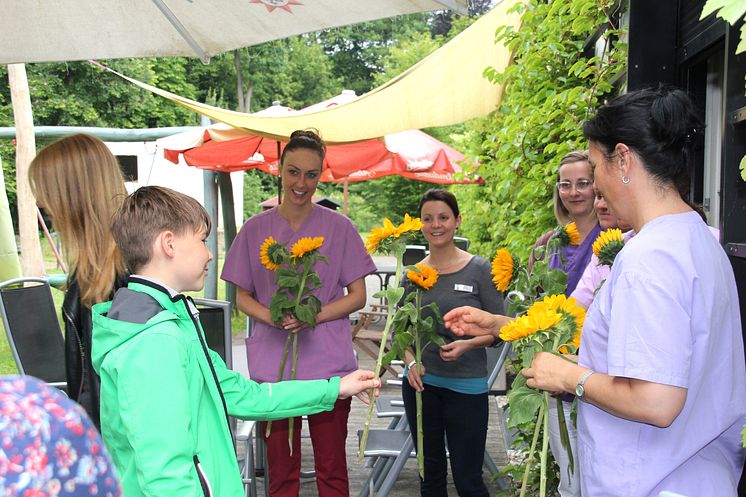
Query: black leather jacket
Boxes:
[{"xmin": 62, "ymin": 274, "xmax": 127, "ymax": 430}]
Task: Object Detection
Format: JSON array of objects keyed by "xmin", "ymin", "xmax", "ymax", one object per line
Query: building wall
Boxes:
[{"xmin": 104, "ymin": 141, "xmax": 244, "ymax": 230}]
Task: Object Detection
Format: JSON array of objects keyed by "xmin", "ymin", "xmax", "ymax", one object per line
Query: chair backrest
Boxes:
[
  {"xmin": 486, "ymin": 341, "xmax": 512, "ymax": 394},
  {"xmin": 453, "ymin": 236, "xmax": 470, "ymax": 251},
  {"xmin": 193, "ymin": 298, "xmax": 233, "ymax": 369},
  {"xmin": 402, "ymin": 245, "xmax": 427, "ymax": 266},
  {"xmin": 0, "ymin": 277, "xmax": 66, "ymax": 388}
]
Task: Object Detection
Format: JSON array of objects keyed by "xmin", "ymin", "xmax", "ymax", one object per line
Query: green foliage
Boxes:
[
  {"xmin": 456, "ymin": 0, "xmax": 627, "ymax": 261},
  {"xmin": 349, "ymin": 176, "xmax": 432, "ymax": 229},
  {"xmin": 701, "ymin": 0, "xmax": 746, "ymax": 54},
  {"xmin": 265, "ymin": 240, "xmax": 325, "ymax": 329},
  {"xmin": 315, "ymin": 15, "xmax": 430, "ymax": 95},
  {"xmin": 382, "ymin": 289, "xmax": 445, "ymax": 365}
]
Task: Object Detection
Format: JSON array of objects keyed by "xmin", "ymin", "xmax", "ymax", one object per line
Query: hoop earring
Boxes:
[{"xmin": 621, "ymin": 176, "xmax": 630, "ymax": 184}]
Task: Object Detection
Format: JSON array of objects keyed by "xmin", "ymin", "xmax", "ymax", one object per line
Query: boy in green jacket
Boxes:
[{"xmin": 91, "ymin": 186, "xmax": 378, "ymax": 497}]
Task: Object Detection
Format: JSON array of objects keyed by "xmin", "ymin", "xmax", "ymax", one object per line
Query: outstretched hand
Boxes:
[
  {"xmin": 443, "ymin": 306, "xmax": 504, "ymax": 337},
  {"xmin": 339, "ymin": 369, "xmax": 381, "ymax": 404}
]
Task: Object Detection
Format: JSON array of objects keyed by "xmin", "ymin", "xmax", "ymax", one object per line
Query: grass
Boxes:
[{"xmin": 0, "ymin": 238, "xmax": 247, "ymax": 374}]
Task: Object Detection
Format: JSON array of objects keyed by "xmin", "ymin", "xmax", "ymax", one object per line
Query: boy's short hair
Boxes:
[{"xmin": 112, "ymin": 186, "xmax": 211, "ymax": 273}]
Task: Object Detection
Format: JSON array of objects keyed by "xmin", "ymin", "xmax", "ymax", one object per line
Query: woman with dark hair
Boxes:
[
  {"xmin": 222, "ymin": 130, "xmax": 376, "ymax": 497},
  {"xmin": 499, "ymin": 87, "xmax": 745, "ymax": 496},
  {"xmin": 28, "ymin": 134, "xmax": 128, "ymax": 430},
  {"xmin": 402, "ymin": 188, "xmax": 504, "ymax": 497}
]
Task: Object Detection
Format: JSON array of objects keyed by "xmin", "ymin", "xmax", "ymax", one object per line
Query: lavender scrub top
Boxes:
[
  {"xmin": 222, "ymin": 206, "xmax": 376, "ymax": 383},
  {"xmin": 578, "ymin": 211, "xmax": 746, "ymax": 497}
]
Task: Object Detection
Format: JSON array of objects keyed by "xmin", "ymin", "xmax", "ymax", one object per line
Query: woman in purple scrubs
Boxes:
[
  {"xmin": 522, "ymin": 86, "xmax": 746, "ymax": 496},
  {"xmin": 222, "ymin": 130, "xmax": 376, "ymax": 497}
]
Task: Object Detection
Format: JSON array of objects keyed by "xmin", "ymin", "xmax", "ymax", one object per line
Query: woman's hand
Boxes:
[
  {"xmin": 443, "ymin": 306, "xmax": 507, "ymax": 337},
  {"xmin": 521, "ymin": 351, "xmax": 577, "ymax": 395},
  {"xmin": 280, "ymin": 313, "xmax": 308, "ymax": 334},
  {"xmin": 406, "ymin": 364, "xmax": 426, "ymax": 392},
  {"xmin": 439, "ymin": 340, "xmax": 473, "ymax": 361}
]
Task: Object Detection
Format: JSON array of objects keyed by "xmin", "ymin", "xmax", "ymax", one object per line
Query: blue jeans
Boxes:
[{"xmin": 402, "ymin": 381, "xmax": 490, "ymax": 497}]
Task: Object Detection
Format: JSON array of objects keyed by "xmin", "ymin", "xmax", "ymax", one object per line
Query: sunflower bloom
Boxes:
[
  {"xmin": 365, "ymin": 218, "xmax": 398, "ymax": 253},
  {"xmin": 260, "ymin": 236, "xmax": 282, "ymax": 271},
  {"xmin": 407, "ymin": 264, "xmax": 439, "ymax": 291},
  {"xmin": 291, "ymin": 236, "xmax": 324, "ymax": 260},
  {"xmin": 530, "ymin": 294, "xmax": 586, "ymax": 333},
  {"xmin": 491, "ymin": 248, "xmax": 515, "ymax": 292},
  {"xmin": 499, "ymin": 308, "xmax": 562, "ymax": 342},
  {"xmin": 395, "ymin": 213, "xmax": 423, "ymax": 236},
  {"xmin": 565, "ymin": 222, "xmax": 580, "ymax": 245},
  {"xmin": 592, "ymin": 228, "xmax": 625, "ymax": 266}
]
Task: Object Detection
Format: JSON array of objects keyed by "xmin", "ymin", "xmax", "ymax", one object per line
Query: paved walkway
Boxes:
[{"xmin": 231, "ymin": 332, "xmax": 510, "ymax": 496}]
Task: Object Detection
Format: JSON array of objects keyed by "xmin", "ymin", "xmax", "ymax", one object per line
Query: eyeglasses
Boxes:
[{"xmin": 557, "ymin": 179, "xmax": 593, "ymax": 193}]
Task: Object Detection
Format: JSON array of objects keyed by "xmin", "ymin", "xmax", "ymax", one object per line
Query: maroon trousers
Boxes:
[{"xmin": 261, "ymin": 397, "xmax": 352, "ymax": 497}]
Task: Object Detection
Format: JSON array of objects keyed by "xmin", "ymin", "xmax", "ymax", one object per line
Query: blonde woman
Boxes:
[{"xmin": 29, "ymin": 134, "xmax": 128, "ymax": 429}]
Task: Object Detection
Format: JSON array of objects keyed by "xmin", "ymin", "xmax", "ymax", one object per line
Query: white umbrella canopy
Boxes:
[{"xmin": 1, "ymin": 0, "xmax": 467, "ymax": 64}]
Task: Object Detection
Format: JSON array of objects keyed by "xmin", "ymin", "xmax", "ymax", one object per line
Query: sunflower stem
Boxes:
[
  {"xmin": 359, "ymin": 250, "xmax": 404, "ymax": 462},
  {"xmin": 414, "ymin": 289, "xmax": 425, "ymax": 479},
  {"xmin": 266, "ymin": 333, "xmax": 293, "ymax": 438},
  {"xmin": 540, "ymin": 391, "xmax": 550, "ymax": 497},
  {"xmin": 288, "ymin": 333, "xmax": 299, "ymax": 455},
  {"xmin": 519, "ymin": 401, "xmax": 545, "ymax": 497}
]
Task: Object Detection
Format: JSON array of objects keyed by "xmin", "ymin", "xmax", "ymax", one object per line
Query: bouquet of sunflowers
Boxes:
[
  {"xmin": 357, "ymin": 214, "xmax": 423, "ymax": 461},
  {"xmin": 260, "ymin": 235, "xmax": 326, "ymax": 447},
  {"xmin": 499, "ymin": 295, "xmax": 585, "ymax": 497},
  {"xmin": 382, "ymin": 263, "xmax": 444, "ymax": 477},
  {"xmin": 489, "ymin": 221, "xmax": 585, "ymax": 497}
]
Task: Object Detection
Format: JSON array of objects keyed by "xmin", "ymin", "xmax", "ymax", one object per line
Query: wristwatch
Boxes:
[{"xmin": 575, "ymin": 370, "xmax": 595, "ymax": 399}]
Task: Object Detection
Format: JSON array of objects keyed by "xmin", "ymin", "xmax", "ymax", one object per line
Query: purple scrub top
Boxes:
[{"xmin": 222, "ymin": 206, "xmax": 376, "ymax": 382}]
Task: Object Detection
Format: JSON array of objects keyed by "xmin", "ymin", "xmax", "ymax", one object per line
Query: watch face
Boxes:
[{"xmin": 575, "ymin": 385, "xmax": 584, "ymax": 397}]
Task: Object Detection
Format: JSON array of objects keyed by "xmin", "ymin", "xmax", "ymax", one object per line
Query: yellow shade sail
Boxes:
[{"xmin": 107, "ymin": 0, "xmax": 523, "ymax": 143}]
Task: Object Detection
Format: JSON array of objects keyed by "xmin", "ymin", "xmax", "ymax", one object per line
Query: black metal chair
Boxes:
[
  {"xmin": 402, "ymin": 245, "xmax": 427, "ymax": 266},
  {"xmin": 194, "ymin": 297, "xmax": 233, "ymax": 369},
  {"xmin": 0, "ymin": 277, "xmax": 67, "ymax": 392}
]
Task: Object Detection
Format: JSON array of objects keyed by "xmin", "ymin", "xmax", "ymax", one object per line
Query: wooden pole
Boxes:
[
  {"xmin": 8, "ymin": 64, "xmax": 43, "ymax": 276},
  {"xmin": 343, "ymin": 178, "xmax": 349, "ymax": 216}
]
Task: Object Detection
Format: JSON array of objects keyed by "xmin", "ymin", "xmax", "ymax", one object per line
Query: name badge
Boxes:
[{"xmin": 454, "ymin": 284, "xmax": 473, "ymax": 292}]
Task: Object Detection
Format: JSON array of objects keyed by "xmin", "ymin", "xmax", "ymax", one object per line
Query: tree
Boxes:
[{"xmin": 456, "ymin": 0, "xmax": 627, "ymax": 261}]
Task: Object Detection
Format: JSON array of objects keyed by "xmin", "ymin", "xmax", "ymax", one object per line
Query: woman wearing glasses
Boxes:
[
  {"xmin": 529, "ymin": 150, "xmax": 600, "ymax": 497},
  {"xmin": 530, "ymin": 150, "xmax": 601, "ymax": 297}
]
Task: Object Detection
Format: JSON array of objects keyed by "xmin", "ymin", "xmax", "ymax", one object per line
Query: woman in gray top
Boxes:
[{"xmin": 402, "ymin": 189, "xmax": 504, "ymax": 497}]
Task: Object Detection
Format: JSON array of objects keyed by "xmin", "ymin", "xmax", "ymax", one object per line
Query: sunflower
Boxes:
[
  {"xmin": 592, "ymin": 228, "xmax": 624, "ymax": 267},
  {"xmin": 560, "ymin": 329, "xmax": 582, "ymax": 354},
  {"xmin": 365, "ymin": 218, "xmax": 398, "ymax": 254},
  {"xmin": 491, "ymin": 248, "xmax": 515, "ymax": 292},
  {"xmin": 498, "ymin": 308, "xmax": 563, "ymax": 342},
  {"xmin": 565, "ymin": 222, "xmax": 580, "ymax": 245},
  {"xmin": 407, "ymin": 263, "xmax": 439, "ymax": 291},
  {"xmin": 290, "ymin": 236, "xmax": 324, "ymax": 260},
  {"xmin": 395, "ymin": 213, "xmax": 423, "ymax": 236},
  {"xmin": 530, "ymin": 294, "xmax": 586, "ymax": 333},
  {"xmin": 260, "ymin": 236, "xmax": 283, "ymax": 271}
]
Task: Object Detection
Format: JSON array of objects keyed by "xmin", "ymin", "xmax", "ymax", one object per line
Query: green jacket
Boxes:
[{"xmin": 92, "ymin": 279, "xmax": 340, "ymax": 497}]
